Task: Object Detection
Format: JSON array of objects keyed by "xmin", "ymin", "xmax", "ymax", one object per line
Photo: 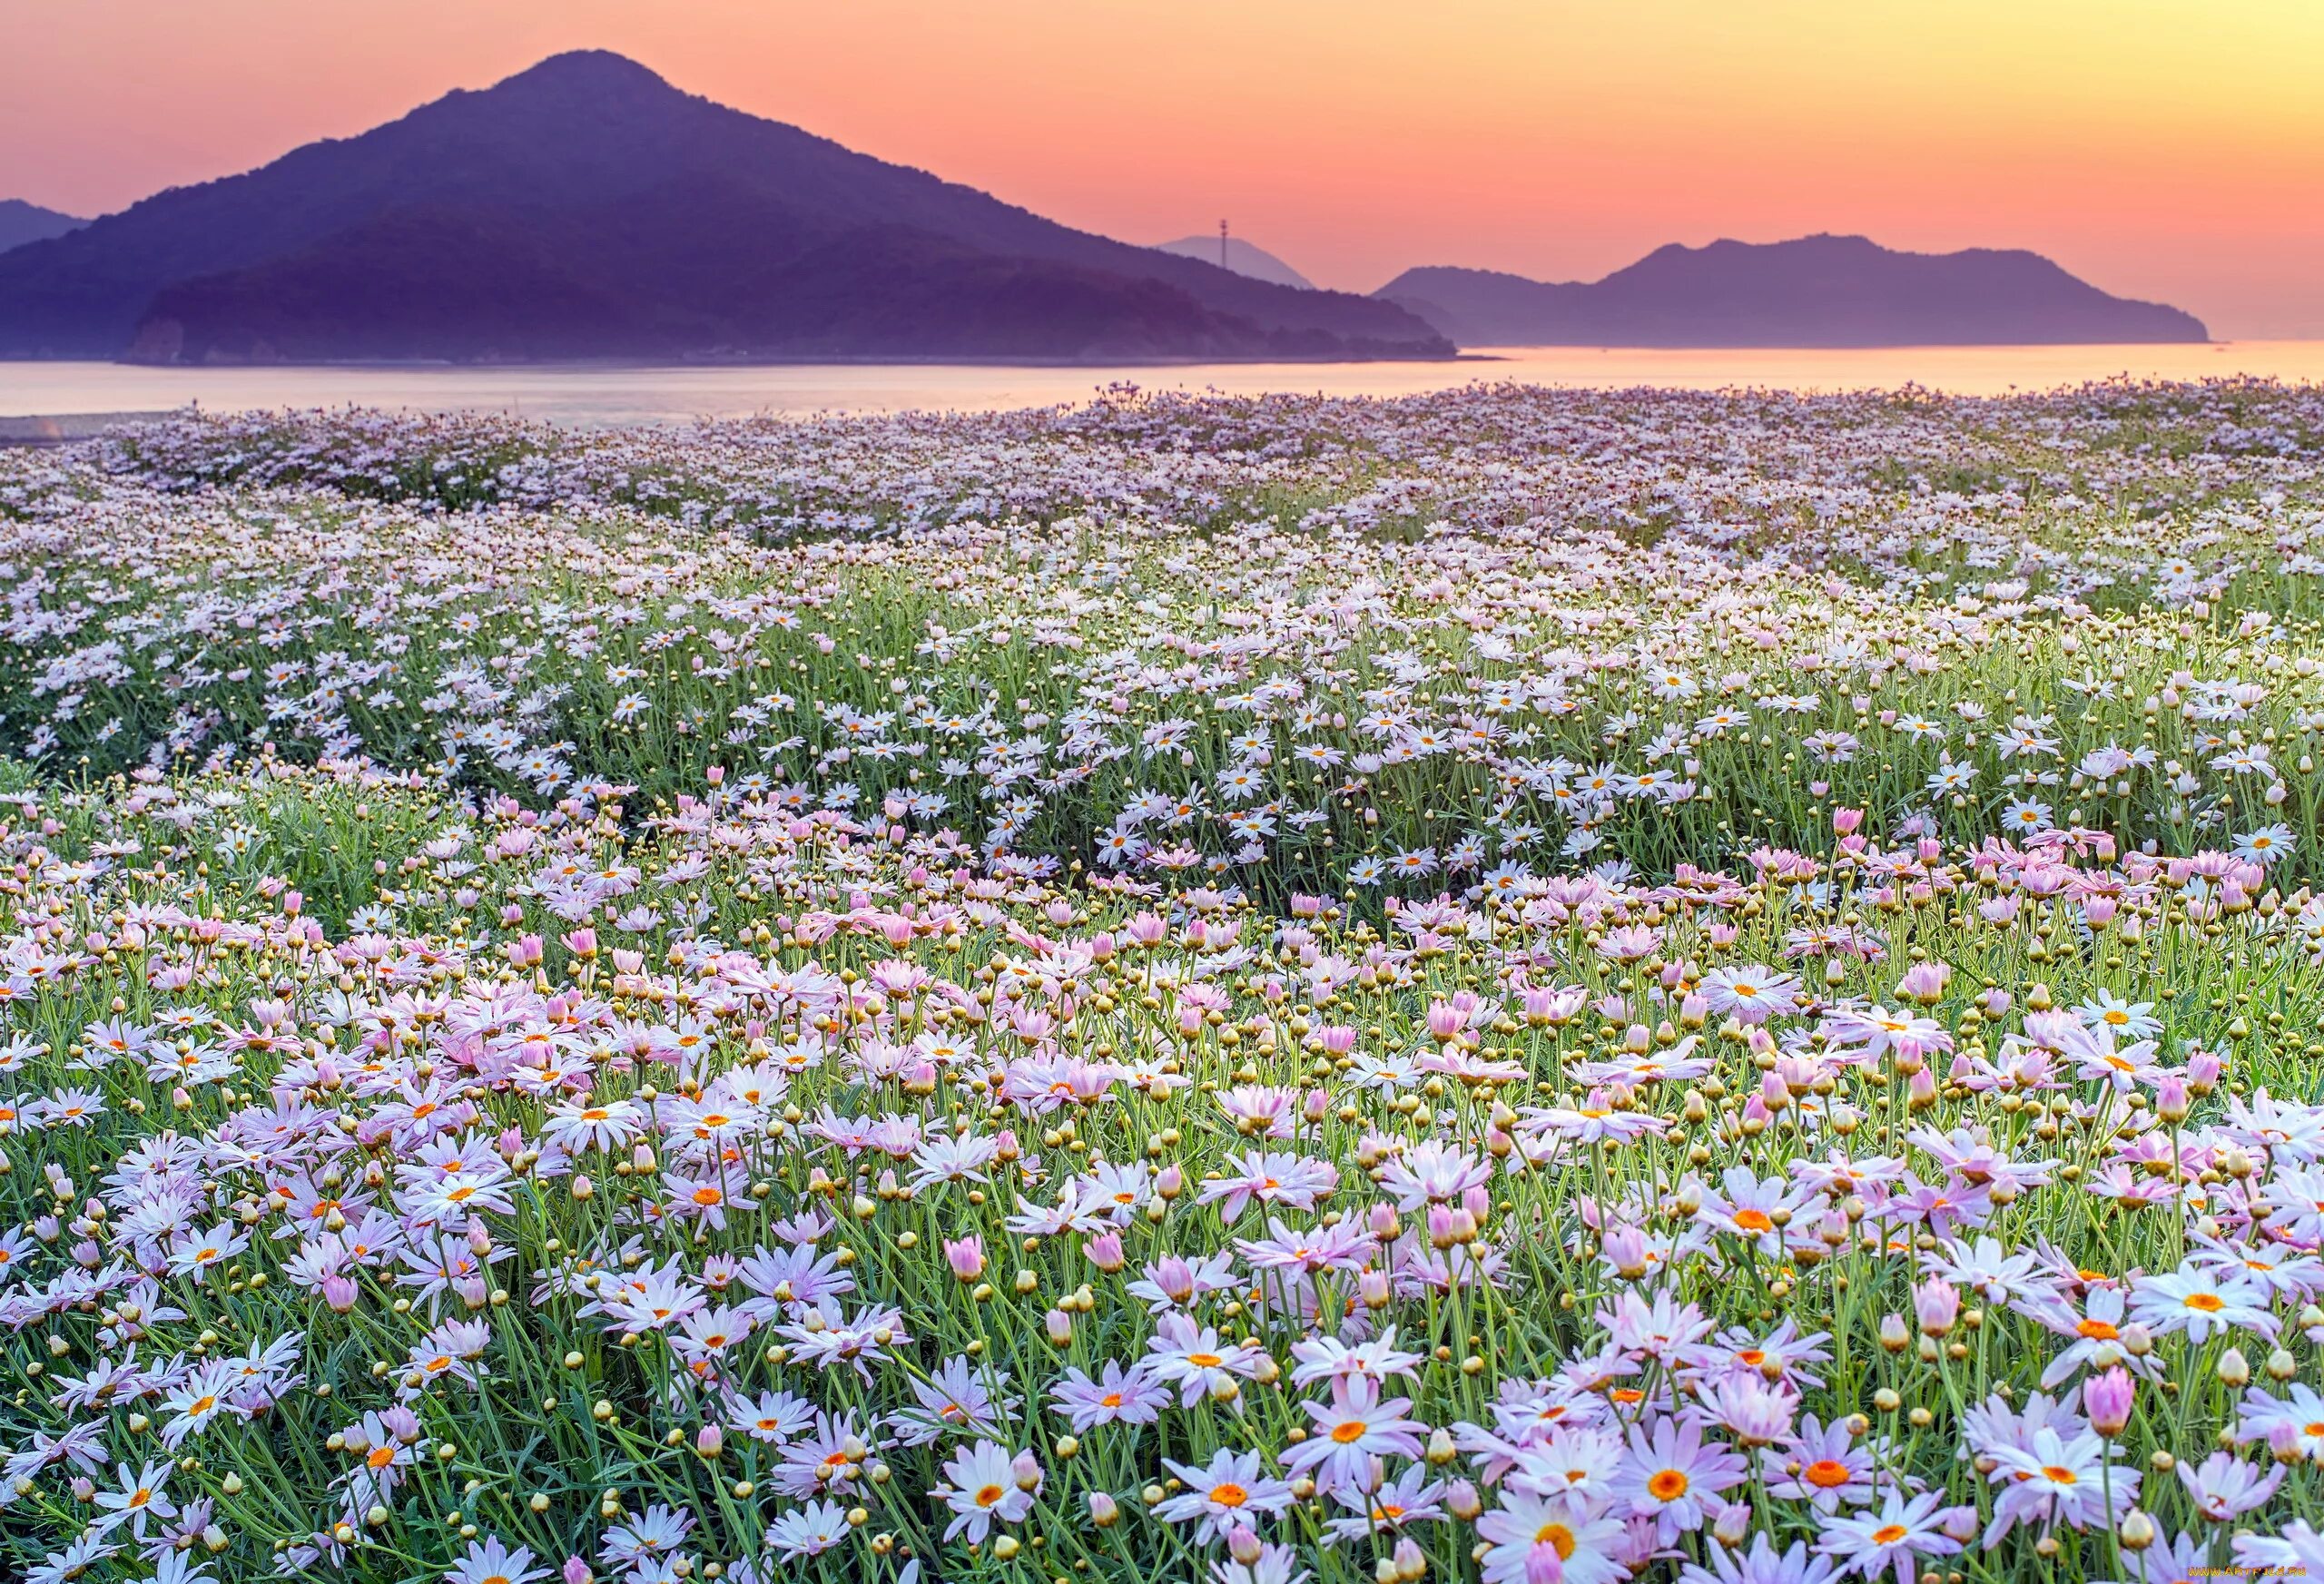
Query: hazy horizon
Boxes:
[{"xmin": 3, "ymin": 0, "xmax": 2319, "ymax": 339}]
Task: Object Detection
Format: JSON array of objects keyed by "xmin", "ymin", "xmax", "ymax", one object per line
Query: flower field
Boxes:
[{"xmin": 1, "ymin": 379, "xmax": 2324, "ymax": 1583}]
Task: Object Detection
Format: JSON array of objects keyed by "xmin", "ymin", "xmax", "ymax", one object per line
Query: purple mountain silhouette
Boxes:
[
  {"xmin": 1377, "ymin": 234, "xmax": 2206, "ymax": 346},
  {"xmin": 0, "ymin": 51, "xmax": 1449, "ymax": 365},
  {"xmin": 0, "ymin": 200, "xmax": 86, "ymax": 256}
]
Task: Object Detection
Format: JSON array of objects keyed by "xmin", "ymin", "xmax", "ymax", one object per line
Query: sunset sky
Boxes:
[{"xmin": 4, "ymin": 0, "xmax": 2320, "ymax": 337}]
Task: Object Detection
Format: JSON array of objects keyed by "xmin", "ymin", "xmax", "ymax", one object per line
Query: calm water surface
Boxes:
[{"xmin": 4, "ymin": 342, "xmax": 2320, "ymax": 424}]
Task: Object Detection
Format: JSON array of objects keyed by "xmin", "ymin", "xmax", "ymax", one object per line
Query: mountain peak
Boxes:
[
  {"xmin": 1151, "ymin": 236, "xmax": 1314, "ymax": 290},
  {"xmin": 484, "ymin": 50, "xmax": 675, "ymax": 98},
  {"xmin": 0, "ymin": 199, "xmax": 89, "ymax": 257}
]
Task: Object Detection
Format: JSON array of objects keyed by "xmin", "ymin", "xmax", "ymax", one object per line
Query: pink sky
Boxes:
[{"xmin": 4, "ymin": 0, "xmax": 2320, "ymax": 337}]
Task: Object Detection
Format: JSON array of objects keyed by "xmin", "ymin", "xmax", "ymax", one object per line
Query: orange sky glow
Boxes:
[{"xmin": 4, "ymin": 0, "xmax": 2319, "ymax": 337}]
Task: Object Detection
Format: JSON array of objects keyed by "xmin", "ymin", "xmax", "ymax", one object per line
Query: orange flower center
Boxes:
[{"xmin": 1532, "ymin": 1523, "xmax": 1576, "ymax": 1559}]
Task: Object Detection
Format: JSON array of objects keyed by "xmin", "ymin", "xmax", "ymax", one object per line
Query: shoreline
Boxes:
[
  {"xmin": 3, "ymin": 343, "xmax": 2315, "ymax": 426},
  {"xmin": 6, "ymin": 349, "xmax": 1491, "ymax": 372},
  {"xmin": 0, "ymin": 342, "xmax": 2240, "ymax": 373},
  {"xmin": 0, "ymin": 410, "xmax": 173, "ymax": 446}
]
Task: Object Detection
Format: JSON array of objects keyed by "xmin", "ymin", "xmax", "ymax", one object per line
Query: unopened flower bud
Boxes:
[
  {"xmin": 2085, "ymin": 1367, "xmax": 2133, "ymax": 1439},
  {"xmin": 1602, "ymin": 1223, "xmax": 1650, "ymax": 1280},
  {"xmin": 2156, "ymin": 1075, "xmax": 2191, "ymax": 1125},
  {"xmin": 1084, "ymin": 1229, "xmax": 1125, "ymax": 1273},
  {"xmin": 944, "ymin": 1235, "xmax": 986, "ymax": 1283}
]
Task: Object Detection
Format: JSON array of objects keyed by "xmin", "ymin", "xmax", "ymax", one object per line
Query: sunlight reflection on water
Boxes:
[{"xmin": 3, "ymin": 342, "xmax": 2319, "ymax": 425}]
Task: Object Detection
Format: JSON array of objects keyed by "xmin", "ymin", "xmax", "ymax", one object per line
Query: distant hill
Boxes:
[
  {"xmin": 0, "ymin": 52, "xmax": 1448, "ymax": 365},
  {"xmin": 1152, "ymin": 236, "xmax": 1314, "ymax": 290},
  {"xmin": 1376, "ymin": 234, "xmax": 2207, "ymax": 347},
  {"xmin": 0, "ymin": 200, "xmax": 85, "ymax": 256}
]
